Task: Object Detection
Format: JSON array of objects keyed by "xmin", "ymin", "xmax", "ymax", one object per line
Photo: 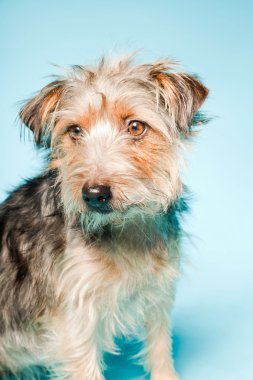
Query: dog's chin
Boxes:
[
  {"xmin": 82, "ymin": 205, "xmax": 126, "ymax": 222},
  {"xmin": 80, "ymin": 202, "xmax": 164, "ymax": 235},
  {"xmin": 80, "ymin": 207, "xmax": 120, "ymax": 234},
  {"xmin": 86, "ymin": 205, "xmax": 113, "ymax": 214}
]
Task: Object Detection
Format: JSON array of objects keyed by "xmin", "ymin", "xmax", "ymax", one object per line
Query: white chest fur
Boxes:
[{"xmin": 56, "ymin": 229, "xmax": 179, "ymax": 352}]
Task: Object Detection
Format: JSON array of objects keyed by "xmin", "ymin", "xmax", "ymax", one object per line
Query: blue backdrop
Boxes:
[{"xmin": 1, "ymin": 1, "xmax": 252, "ymax": 379}]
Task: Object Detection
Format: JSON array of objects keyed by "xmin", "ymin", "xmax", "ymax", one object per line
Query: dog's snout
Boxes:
[{"xmin": 82, "ymin": 185, "xmax": 112, "ymax": 209}]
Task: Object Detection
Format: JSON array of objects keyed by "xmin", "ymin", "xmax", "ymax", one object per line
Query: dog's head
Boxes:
[{"xmin": 20, "ymin": 56, "xmax": 208, "ymax": 229}]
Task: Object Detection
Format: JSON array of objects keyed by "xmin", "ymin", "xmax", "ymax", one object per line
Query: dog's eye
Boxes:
[
  {"xmin": 128, "ymin": 120, "xmax": 148, "ymax": 138},
  {"xmin": 67, "ymin": 125, "xmax": 82, "ymax": 141}
]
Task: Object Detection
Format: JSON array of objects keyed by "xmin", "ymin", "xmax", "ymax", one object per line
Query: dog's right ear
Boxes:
[{"xmin": 20, "ymin": 80, "xmax": 65, "ymax": 147}]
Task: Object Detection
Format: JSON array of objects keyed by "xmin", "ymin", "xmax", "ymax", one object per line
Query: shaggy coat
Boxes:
[{"xmin": 0, "ymin": 55, "xmax": 208, "ymax": 380}]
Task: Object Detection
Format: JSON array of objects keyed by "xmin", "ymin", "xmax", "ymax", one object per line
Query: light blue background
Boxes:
[{"xmin": 1, "ymin": 1, "xmax": 253, "ymax": 379}]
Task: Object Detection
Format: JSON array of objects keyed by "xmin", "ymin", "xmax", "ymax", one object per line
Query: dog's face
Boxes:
[{"xmin": 20, "ymin": 56, "xmax": 208, "ymax": 229}]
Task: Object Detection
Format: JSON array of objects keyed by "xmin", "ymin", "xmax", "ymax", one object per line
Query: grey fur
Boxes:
[
  {"xmin": 0, "ymin": 55, "xmax": 208, "ymax": 379},
  {"xmin": 0, "ymin": 169, "xmax": 186, "ymax": 376}
]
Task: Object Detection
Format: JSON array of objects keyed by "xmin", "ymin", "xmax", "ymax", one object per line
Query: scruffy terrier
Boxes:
[{"xmin": 0, "ymin": 55, "xmax": 208, "ymax": 380}]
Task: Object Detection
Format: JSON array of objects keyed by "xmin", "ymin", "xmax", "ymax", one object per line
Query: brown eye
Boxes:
[
  {"xmin": 67, "ymin": 125, "xmax": 82, "ymax": 140},
  {"xmin": 128, "ymin": 120, "xmax": 148, "ymax": 138}
]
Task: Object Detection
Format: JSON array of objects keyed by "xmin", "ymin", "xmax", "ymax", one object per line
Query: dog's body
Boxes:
[{"xmin": 0, "ymin": 56, "xmax": 208, "ymax": 379}]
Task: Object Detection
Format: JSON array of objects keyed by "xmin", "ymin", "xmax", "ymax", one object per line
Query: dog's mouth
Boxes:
[{"xmin": 86, "ymin": 204, "xmax": 113, "ymax": 214}]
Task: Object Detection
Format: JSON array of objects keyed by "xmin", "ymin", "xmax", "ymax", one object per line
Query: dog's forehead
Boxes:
[
  {"xmin": 64, "ymin": 70, "xmax": 153, "ymax": 108},
  {"xmin": 57, "ymin": 69, "xmax": 168, "ymax": 132}
]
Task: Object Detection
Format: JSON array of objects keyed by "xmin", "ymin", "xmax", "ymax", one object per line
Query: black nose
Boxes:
[{"xmin": 82, "ymin": 185, "xmax": 112, "ymax": 210}]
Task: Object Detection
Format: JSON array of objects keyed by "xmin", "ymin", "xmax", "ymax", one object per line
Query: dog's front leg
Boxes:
[
  {"xmin": 144, "ymin": 311, "xmax": 179, "ymax": 380},
  {"xmin": 53, "ymin": 314, "xmax": 104, "ymax": 380},
  {"xmin": 58, "ymin": 336, "xmax": 104, "ymax": 380},
  {"xmin": 64, "ymin": 347, "xmax": 104, "ymax": 380}
]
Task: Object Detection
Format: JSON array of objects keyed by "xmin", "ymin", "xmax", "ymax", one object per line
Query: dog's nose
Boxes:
[{"xmin": 82, "ymin": 185, "xmax": 112, "ymax": 209}]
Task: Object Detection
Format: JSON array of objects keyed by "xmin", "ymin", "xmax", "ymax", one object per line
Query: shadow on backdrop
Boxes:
[{"xmin": 1, "ymin": 330, "xmax": 201, "ymax": 380}]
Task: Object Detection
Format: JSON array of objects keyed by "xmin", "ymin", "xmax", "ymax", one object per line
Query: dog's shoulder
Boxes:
[
  {"xmin": 0, "ymin": 169, "xmax": 62, "ymax": 220},
  {"xmin": 0, "ymin": 170, "xmax": 65, "ymax": 268}
]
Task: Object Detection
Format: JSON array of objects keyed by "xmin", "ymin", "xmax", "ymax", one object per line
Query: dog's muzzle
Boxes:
[{"xmin": 82, "ymin": 185, "xmax": 112, "ymax": 212}]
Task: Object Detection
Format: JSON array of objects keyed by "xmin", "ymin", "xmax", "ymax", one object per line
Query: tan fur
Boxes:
[{"xmin": 2, "ymin": 54, "xmax": 209, "ymax": 379}]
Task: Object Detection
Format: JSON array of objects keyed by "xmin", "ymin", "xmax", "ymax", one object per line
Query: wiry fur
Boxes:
[{"xmin": 0, "ymin": 55, "xmax": 208, "ymax": 379}]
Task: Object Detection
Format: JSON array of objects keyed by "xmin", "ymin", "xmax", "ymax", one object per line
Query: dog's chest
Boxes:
[{"xmin": 60, "ymin": 233, "xmax": 177, "ymax": 336}]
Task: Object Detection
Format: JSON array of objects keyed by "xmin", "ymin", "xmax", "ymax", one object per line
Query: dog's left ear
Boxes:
[
  {"xmin": 152, "ymin": 68, "xmax": 209, "ymax": 135},
  {"xmin": 20, "ymin": 80, "xmax": 65, "ymax": 147}
]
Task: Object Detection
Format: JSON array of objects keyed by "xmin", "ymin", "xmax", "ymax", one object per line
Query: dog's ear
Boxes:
[
  {"xmin": 150, "ymin": 65, "xmax": 209, "ymax": 135},
  {"xmin": 20, "ymin": 80, "xmax": 65, "ymax": 147}
]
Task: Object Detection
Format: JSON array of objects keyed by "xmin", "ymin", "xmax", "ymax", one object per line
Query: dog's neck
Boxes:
[{"xmin": 76, "ymin": 199, "xmax": 186, "ymax": 253}]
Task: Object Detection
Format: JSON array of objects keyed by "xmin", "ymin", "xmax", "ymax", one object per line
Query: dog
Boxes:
[{"xmin": 0, "ymin": 55, "xmax": 208, "ymax": 380}]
